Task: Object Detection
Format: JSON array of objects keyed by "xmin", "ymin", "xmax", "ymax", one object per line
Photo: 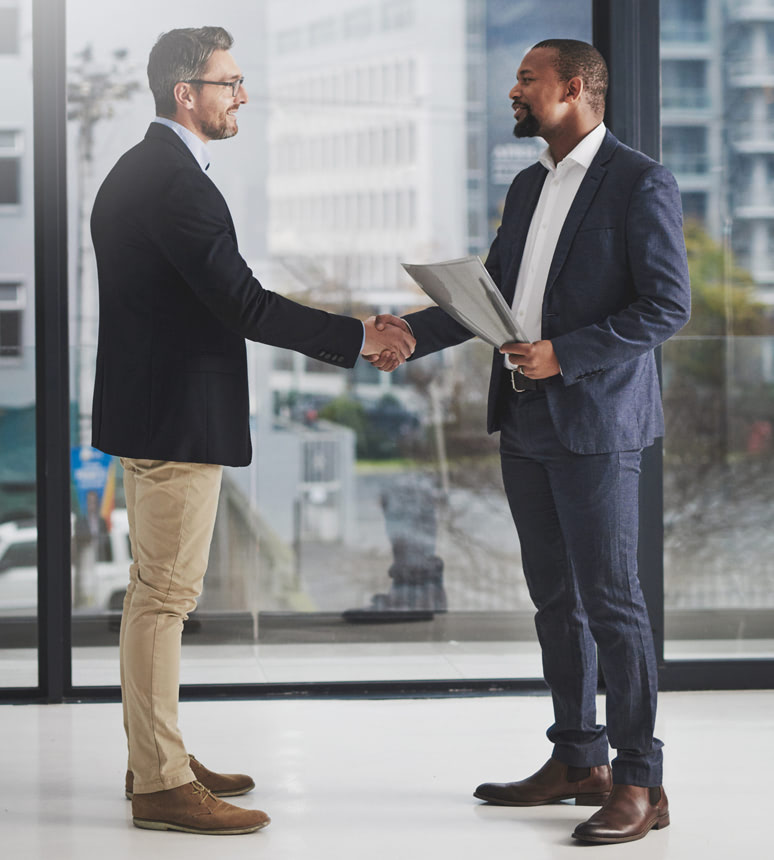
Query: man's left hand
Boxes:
[{"xmin": 499, "ymin": 340, "xmax": 560, "ymax": 379}]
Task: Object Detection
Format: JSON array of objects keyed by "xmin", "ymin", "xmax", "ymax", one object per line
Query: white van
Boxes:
[{"xmin": 0, "ymin": 508, "xmax": 131, "ymax": 614}]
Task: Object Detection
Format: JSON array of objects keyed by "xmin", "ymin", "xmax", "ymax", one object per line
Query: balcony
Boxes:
[
  {"xmin": 661, "ymin": 18, "xmax": 709, "ymax": 43},
  {"xmin": 729, "ymin": 57, "xmax": 774, "ymax": 87},
  {"xmin": 727, "ymin": 1, "xmax": 774, "ymax": 23},
  {"xmin": 661, "ymin": 152, "xmax": 711, "ymax": 175},
  {"xmin": 731, "ymin": 122, "xmax": 774, "ymax": 154},
  {"xmin": 661, "ymin": 85, "xmax": 712, "ymax": 112},
  {"xmin": 732, "ymin": 184, "xmax": 774, "ymax": 217}
]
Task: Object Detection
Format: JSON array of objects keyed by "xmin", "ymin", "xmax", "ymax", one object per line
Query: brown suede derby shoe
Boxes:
[
  {"xmin": 125, "ymin": 754, "xmax": 255, "ymax": 800},
  {"xmin": 572, "ymin": 784, "xmax": 670, "ymax": 844},
  {"xmin": 131, "ymin": 780, "xmax": 270, "ymax": 835},
  {"xmin": 473, "ymin": 757, "xmax": 611, "ymax": 806}
]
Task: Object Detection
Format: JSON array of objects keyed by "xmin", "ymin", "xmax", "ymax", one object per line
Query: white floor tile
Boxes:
[{"xmin": 0, "ymin": 690, "xmax": 771, "ymax": 859}]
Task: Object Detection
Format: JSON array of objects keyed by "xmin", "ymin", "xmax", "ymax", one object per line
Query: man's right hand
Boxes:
[{"xmin": 362, "ymin": 315, "xmax": 415, "ymax": 372}]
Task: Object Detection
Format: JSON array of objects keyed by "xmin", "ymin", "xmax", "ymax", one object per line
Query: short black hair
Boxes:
[
  {"xmin": 532, "ymin": 38, "xmax": 608, "ymax": 115},
  {"xmin": 147, "ymin": 27, "xmax": 234, "ymax": 117}
]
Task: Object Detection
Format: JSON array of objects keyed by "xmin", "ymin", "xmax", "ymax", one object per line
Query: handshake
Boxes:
[{"xmin": 361, "ymin": 314, "xmax": 415, "ymax": 372}]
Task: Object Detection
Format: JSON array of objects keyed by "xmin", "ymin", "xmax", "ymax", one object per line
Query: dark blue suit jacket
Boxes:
[
  {"xmin": 91, "ymin": 123, "xmax": 363, "ymax": 466},
  {"xmin": 405, "ymin": 130, "xmax": 691, "ymax": 454}
]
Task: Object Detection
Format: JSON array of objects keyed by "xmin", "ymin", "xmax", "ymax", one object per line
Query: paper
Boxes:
[{"xmin": 401, "ymin": 256, "xmax": 529, "ymax": 348}]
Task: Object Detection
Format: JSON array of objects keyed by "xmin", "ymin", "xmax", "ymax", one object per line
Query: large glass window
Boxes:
[
  {"xmin": 661, "ymin": 0, "xmax": 774, "ymax": 660},
  {"xmin": 63, "ymin": 0, "xmax": 591, "ymax": 689},
  {"xmin": 0, "ymin": 0, "xmax": 36, "ymax": 688}
]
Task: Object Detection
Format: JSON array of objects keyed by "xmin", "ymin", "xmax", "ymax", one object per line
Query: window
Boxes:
[
  {"xmin": 309, "ymin": 17, "xmax": 337, "ymax": 48},
  {"xmin": 0, "ymin": 282, "xmax": 23, "ymax": 358},
  {"xmin": 662, "ymin": 0, "xmax": 774, "ymax": 661},
  {"xmin": 381, "ymin": 0, "xmax": 413, "ymax": 31},
  {"xmin": 662, "ymin": 126, "xmax": 708, "ymax": 174},
  {"xmin": 342, "ymin": 7, "xmax": 372, "ymax": 40},
  {"xmin": 0, "ymin": 131, "xmax": 22, "ymax": 206},
  {"xmin": 661, "ymin": 0, "xmax": 707, "ymax": 42},
  {"xmin": 662, "ymin": 60, "xmax": 708, "ymax": 110},
  {"xmin": 276, "ymin": 27, "xmax": 303, "ymax": 55},
  {"xmin": 0, "ymin": 6, "xmax": 19, "ymax": 54}
]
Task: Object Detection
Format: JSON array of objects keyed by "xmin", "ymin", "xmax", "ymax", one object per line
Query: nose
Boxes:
[
  {"xmin": 509, "ymin": 81, "xmax": 520, "ymax": 100},
  {"xmin": 238, "ymin": 81, "xmax": 248, "ymax": 105}
]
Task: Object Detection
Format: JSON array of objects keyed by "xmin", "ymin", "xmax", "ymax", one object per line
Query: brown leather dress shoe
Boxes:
[
  {"xmin": 474, "ymin": 757, "xmax": 611, "ymax": 806},
  {"xmin": 131, "ymin": 780, "xmax": 270, "ymax": 835},
  {"xmin": 125, "ymin": 754, "xmax": 255, "ymax": 800},
  {"xmin": 572, "ymin": 784, "xmax": 670, "ymax": 844}
]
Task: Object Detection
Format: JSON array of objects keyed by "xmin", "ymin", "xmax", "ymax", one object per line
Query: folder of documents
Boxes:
[{"xmin": 402, "ymin": 255, "xmax": 529, "ymax": 348}]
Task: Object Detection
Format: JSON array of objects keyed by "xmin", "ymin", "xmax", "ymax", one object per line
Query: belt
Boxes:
[{"xmin": 507, "ymin": 367, "xmax": 545, "ymax": 392}]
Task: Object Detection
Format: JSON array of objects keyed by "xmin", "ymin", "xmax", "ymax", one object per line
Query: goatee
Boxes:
[{"xmin": 513, "ymin": 112, "xmax": 539, "ymax": 138}]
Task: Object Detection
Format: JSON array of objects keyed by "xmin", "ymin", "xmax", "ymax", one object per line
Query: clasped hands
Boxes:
[
  {"xmin": 362, "ymin": 313, "xmax": 560, "ymax": 378},
  {"xmin": 361, "ymin": 314, "xmax": 415, "ymax": 372}
]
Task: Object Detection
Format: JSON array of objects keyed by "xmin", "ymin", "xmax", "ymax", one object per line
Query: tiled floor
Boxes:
[{"xmin": 1, "ymin": 689, "xmax": 771, "ymax": 859}]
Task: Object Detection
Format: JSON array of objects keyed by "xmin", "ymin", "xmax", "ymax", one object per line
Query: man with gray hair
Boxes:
[{"xmin": 91, "ymin": 26, "xmax": 414, "ymax": 835}]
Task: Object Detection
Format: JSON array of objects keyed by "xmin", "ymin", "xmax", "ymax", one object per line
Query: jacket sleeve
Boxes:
[
  {"xmin": 152, "ymin": 167, "xmax": 364, "ymax": 367},
  {"xmin": 550, "ymin": 164, "xmax": 691, "ymax": 385}
]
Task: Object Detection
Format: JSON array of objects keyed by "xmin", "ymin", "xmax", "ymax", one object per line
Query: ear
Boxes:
[
  {"xmin": 564, "ymin": 75, "xmax": 583, "ymax": 105},
  {"xmin": 173, "ymin": 81, "xmax": 196, "ymax": 112}
]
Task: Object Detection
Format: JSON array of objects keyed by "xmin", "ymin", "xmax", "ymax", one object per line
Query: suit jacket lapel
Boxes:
[
  {"xmin": 543, "ymin": 130, "xmax": 618, "ymax": 297},
  {"xmin": 500, "ymin": 164, "xmax": 547, "ymax": 305}
]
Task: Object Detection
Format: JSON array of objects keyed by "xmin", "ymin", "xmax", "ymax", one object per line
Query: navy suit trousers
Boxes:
[{"xmin": 499, "ymin": 388, "xmax": 663, "ymax": 786}]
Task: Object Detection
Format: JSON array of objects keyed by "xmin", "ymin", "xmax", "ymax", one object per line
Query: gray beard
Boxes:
[{"xmin": 202, "ymin": 118, "xmax": 237, "ymax": 140}]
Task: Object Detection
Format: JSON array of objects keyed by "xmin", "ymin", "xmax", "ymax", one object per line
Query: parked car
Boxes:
[{"xmin": 0, "ymin": 509, "xmax": 131, "ymax": 614}]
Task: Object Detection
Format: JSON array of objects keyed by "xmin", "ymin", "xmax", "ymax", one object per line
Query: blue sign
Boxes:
[{"xmin": 71, "ymin": 446, "xmax": 113, "ymax": 515}]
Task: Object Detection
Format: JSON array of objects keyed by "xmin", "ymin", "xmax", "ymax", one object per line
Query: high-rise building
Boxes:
[
  {"xmin": 266, "ymin": 0, "xmax": 477, "ymax": 312},
  {"xmin": 725, "ymin": 0, "xmax": 774, "ymax": 301},
  {"xmin": 0, "ymin": 0, "xmax": 34, "ymax": 405},
  {"xmin": 662, "ymin": 0, "xmax": 774, "ymax": 306}
]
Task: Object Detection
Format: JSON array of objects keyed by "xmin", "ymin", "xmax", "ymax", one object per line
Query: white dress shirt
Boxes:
[{"xmin": 505, "ymin": 122, "xmax": 607, "ymax": 367}]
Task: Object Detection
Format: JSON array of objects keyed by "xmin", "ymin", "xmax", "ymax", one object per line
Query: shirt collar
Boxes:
[
  {"xmin": 153, "ymin": 116, "xmax": 211, "ymax": 172},
  {"xmin": 538, "ymin": 121, "xmax": 606, "ymax": 174}
]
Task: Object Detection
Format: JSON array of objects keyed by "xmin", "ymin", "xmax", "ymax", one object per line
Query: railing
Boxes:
[
  {"xmin": 661, "ymin": 151, "xmax": 711, "ymax": 174},
  {"xmin": 729, "ymin": 57, "xmax": 774, "ymax": 80},
  {"xmin": 726, "ymin": 1, "xmax": 774, "ymax": 23},
  {"xmin": 730, "ymin": 120, "xmax": 774, "ymax": 142},
  {"xmin": 661, "ymin": 18, "xmax": 709, "ymax": 43},
  {"xmin": 661, "ymin": 86, "xmax": 712, "ymax": 110}
]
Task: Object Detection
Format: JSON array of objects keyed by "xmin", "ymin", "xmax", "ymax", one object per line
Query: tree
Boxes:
[{"xmin": 664, "ymin": 219, "xmax": 774, "ymax": 469}]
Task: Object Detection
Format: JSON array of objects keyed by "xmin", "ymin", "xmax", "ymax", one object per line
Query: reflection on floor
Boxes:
[{"xmin": 1, "ymin": 690, "xmax": 771, "ymax": 859}]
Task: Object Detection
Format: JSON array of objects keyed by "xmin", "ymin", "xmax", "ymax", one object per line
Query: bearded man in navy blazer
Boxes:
[
  {"xmin": 371, "ymin": 39, "xmax": 690, "ymax": 844},
  {"xmin": 90, "ymin": 27, "xmax": 414, "ymax": 836}
]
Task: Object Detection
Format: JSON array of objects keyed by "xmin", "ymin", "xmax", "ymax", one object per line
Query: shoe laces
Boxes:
[{"xmin": 191, "ymin": 780, "xmax": 216, "ymax": 808}]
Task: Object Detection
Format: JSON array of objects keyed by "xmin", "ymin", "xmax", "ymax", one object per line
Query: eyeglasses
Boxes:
[{"xmin": 184, "ymin": 77, "xmax": 245, "ymax": 97}]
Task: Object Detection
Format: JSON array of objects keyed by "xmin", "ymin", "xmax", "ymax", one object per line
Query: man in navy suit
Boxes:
[
  {"xmin": 369, "ymin": 39, "xmax": 690, "ymax": 844},
  {"xmin": 91, "ymin": 27, "xmax": 414, "ymax": 836}
]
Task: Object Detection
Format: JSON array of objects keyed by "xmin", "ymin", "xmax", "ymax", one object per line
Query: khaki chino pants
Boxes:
[{"xmin": 119, "ymin": 458, "xmax": 223, "ymax": 794}]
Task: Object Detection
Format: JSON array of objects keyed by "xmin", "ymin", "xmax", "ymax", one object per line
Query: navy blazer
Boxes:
[
  {"xmin": 405, "ymin": 131, "xmax": 691, "ymax": 455},
  {"xmin": 91, "ymin": 123, "xmax": 364, "ymax": 466}
]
